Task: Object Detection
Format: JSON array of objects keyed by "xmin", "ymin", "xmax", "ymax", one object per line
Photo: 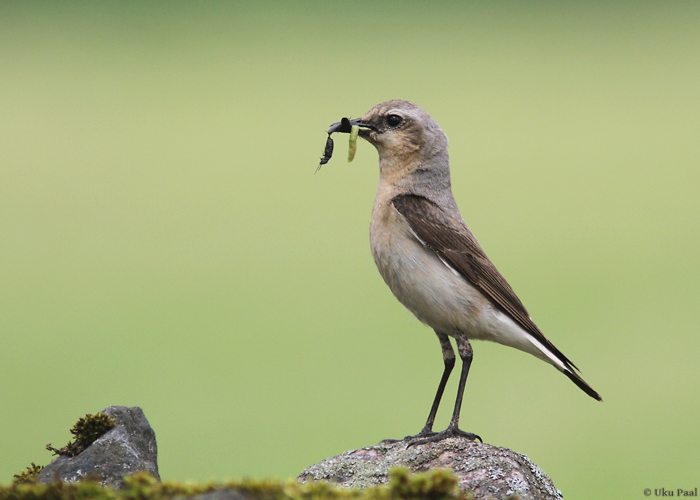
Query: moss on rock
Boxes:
[
  {"xmin": 1, "ymin": 469, "xmax": 476, "ymax": 500},
  {"xmin": 12, "ymin": 464, "xmax": 44, "ymax": 485},
  {"xmin": 46, "ymin": 412, "xmax": 116, "ymax": 457}
]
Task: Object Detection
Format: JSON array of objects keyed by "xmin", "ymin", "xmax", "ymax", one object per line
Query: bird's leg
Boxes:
[
  {"xmin": 447, "ymin": 335, "xmax": 478, "ymax": 435},
  {"xmin": 419, "ymin": 332, "xmax": 455, "ymax": 435},
  {"xmin": 381, "ymin": 332, "xmax": 454, "ymax": 444},
  {"xmin": 409, "ymin": 334, "xmax": 481, "ymax": 446}
]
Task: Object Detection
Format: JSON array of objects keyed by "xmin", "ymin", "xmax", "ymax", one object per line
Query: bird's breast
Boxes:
[{"xmin": 369, "ymin": 199, "xmax": 490, "ymax": 336}]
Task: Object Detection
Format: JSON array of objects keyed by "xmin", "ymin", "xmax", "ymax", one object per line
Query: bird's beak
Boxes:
[
  {"xmin": 327, "ymin": 117, "xmax": 375, "ymax": 135},
  {"xmin": 317, "ymin": 116, "xmax": 376, "ymax": 170}
]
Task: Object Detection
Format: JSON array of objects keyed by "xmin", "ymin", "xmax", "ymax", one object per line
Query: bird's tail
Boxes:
[
  {"xmin": 562, "ymin": 367, "xmax": 602, "ymax": 401},
  {"xmin": 525, "ymin": 335, "xmax": 602, "ymax": 401}
]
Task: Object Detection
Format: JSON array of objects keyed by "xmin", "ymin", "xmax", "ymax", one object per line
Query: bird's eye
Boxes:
[{"xmin": 386, "ymin": 114, "xmax": 403, "ymax": 128}]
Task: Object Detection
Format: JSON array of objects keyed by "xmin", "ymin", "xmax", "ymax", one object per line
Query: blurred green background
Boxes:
[{"xmin": 1, "ymin": 1, "xmax": 699, "ymax": 498}]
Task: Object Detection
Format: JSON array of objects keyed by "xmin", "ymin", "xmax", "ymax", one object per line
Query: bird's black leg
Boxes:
[
  {"xmin": 447, "ymin": 335, "xmax": 479, "ymax": 436},
  {"xmin": 419, "ymin": 332, "xmax": 455, "ymax": 435},
  {"xmin": 381, "ymin": 331, "xmax": 454, "ymax": 444},
  {"xmin": 409, "ymin": 334, "xmax": 481, "ymax": 446}
]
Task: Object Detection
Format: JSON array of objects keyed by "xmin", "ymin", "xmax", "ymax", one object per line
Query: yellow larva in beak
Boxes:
[{"xmin": 348, "ymin": 124, "xmax": 359, "ymax": 162}]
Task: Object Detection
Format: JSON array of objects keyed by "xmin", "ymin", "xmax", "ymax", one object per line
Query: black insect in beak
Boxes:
[{"xmin": 317, "ymin": 117, "xmax": 374, "ymax": 171}]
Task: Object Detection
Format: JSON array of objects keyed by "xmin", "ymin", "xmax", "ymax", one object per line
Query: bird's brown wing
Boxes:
[{"xmin": 392, "ymin": 194, "xmax": 579, "ymax": 371}]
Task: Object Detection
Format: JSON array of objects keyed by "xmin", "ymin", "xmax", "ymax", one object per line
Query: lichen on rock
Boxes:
[{"xmin": 298, "ymin": 437, "xmax": 563, "ymax": 500}]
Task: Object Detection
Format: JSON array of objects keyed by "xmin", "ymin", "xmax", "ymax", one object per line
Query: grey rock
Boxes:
[
  {"xmin": 183, "ymin": 491, "xmax": 258, "ymax": 500},
  {"xmin": 38, "ymin": 406, "xmax": 159, "ymax": 489},
  {"xmin": 298, "ymin": 437, "xmax": 563, "ymax": 500}
]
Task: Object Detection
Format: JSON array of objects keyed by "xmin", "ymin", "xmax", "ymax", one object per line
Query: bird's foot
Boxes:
[
  {"xmin": 406, "ymin": 425, "xmax": 482, "ymax": 447},
  {"xmin": 379, "ymin": 426, "xmax": 437, "ymax": 445}
]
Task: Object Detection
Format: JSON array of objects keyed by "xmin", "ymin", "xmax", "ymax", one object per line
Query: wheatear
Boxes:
[{"xmin": 323, "ymin": 100, "xmax": 601, "ymax": 444}]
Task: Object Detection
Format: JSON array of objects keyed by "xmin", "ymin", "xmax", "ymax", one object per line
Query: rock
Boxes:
[
  {"xmin": 298, "ymin": 437, "xmax": 563, "ymax": 500},
  {"xmin": 185, "ymin": 491, "xmax": 259, "ymax": 500},
  {"xmin": 38, "ymin": 406, "xmax": 159, "ymax": 489}
]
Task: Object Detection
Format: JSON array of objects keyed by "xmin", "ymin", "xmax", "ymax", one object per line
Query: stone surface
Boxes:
[
  {"xmin": 185, "ymin": 491, "xmax": 256, "ymax": 500},
  {"xmin": 38, "ymin": 405, "xmax": 159, "ymax": 489},
  {"xmin": 186, "ymin": 491, "xmax": 260, "ymax": 500},
  {"xmin": 298, "ymin": 437, "xmax": 563, "ymax": 500}
]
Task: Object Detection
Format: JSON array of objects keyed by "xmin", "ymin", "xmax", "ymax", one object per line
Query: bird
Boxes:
[{"xmin": 323, "ymin": 100, "xmax": 601, "ymax": 444}]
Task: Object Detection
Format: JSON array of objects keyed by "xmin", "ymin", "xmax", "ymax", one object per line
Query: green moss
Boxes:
[
  {"xmin": 46, "ymin": 413, "xmax": 116, "ymax": 457},
  {"xmin": 1, "ymin": 469, "xmax": 475, "ymax": 500},
  {"xmin": 12, "ymin": 464, "xmax": 44, "ymax": 485},
  {"xmin": 385, "ymin": 468, "xmax": 464, "ymax": 500}
]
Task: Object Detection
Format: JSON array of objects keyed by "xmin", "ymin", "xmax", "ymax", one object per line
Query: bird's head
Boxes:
[
  {"xmin": 326, "ymin": 100, "xmax": 452, "ymax": 194},
  {"xmin": 328, "ymin": 100, "xmax": 448, "ymax": 164}
]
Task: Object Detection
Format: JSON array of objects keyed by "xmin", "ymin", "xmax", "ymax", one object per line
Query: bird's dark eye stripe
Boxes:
[{"xmin": 386, "ymin": 114, "xmax": 402, "ymax": 127}]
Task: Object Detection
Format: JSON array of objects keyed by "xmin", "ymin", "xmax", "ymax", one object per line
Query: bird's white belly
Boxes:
[
  {"xmin": 371, "ymin": 214, "xmax": 486, "ymax": 336},
  {"xmin": 370, "ymin": 211, "xmax": 548, "ymax": 362}
]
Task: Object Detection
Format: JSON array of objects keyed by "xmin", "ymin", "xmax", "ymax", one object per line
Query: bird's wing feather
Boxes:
[{"xmin": 392, "ymin": 193, "xmax": 579, "ymax": 371}]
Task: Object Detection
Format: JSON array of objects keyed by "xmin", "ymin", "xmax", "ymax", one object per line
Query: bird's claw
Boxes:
[
  {"xmin": 379, "ymin": 425, "xmax": 440, "ymax": 445},
  {"xmin": 406, "ymin": 426, "xmax": 482, "ymax": 447}
]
